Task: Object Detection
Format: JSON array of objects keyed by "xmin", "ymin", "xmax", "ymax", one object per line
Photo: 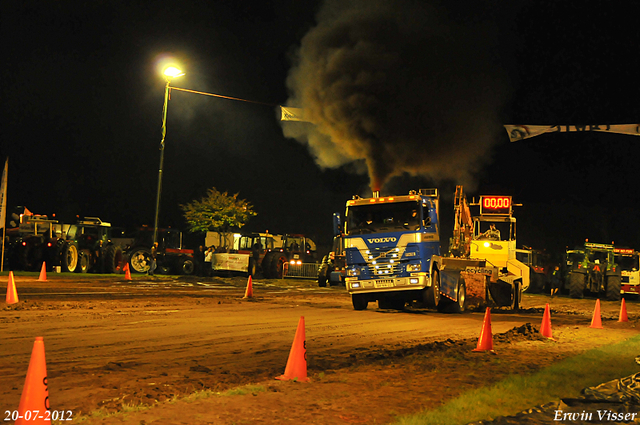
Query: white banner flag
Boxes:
[
  {"xmin": 0, "ymin": 158, "xmax": 7, "ymax": 230},
  {"xmin": 504, "ymin": 124, "xmax": 640, "ymax": 142},
  {"xmin": 280, "ymin": 106, "xmax": 307, "ymax": 122}
]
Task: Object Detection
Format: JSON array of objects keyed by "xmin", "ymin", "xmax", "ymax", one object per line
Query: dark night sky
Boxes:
[{"xmin": 2, "ymin": 1, "xmax": 639, "ymax": 259}]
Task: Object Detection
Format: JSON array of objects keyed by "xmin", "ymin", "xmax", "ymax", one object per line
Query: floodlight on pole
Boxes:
[{"xmin": 153, "ymin": 67, "xmax": 184, "ymax": 247}]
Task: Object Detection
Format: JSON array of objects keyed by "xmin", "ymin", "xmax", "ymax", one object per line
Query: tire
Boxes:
[
  {"xmin": 511, "ymin": 280, "xmax": 521, "ymax": 311},
  {"xmin": 129, "ymin": 247, "xmax": 152, "ymax": 273},
  {"xmin": 423, "ymin": 268, "xmax": 441, "ymax": 308},
  {"xmin": 451, "ymin": 279, "xmax": 467, "ymax": 313},
  {"xmin": 269, "ymin": 253, "xmax": 289, "ymax": 279},
  {"xmin": 19, "ymin": 245, "xmax": 33, "ymax": 271},
  {"xmin": 261, "ymin": 252, "xmax": 277, "ymax": 278},
  {"xmin": 76, "ymin": 249, "xmax": 91, "ymax": 273},
  {"xmin": 606, "ymin": 275, "xmax": 621, "ymax": 301},
  {"xmin": 318, "ymin": 263, "xmax": 329, "ymax": 287},
  {"xmin": 179, "ymin": 257, "xmax": 196, "ymax": 275},
  {"xmin": 104, "ymin": 245, "xmax": 124, "ymax": 274},
  {"xmin": 569, "ymin": 272, "xmax": 586, "ymax": 299},
  {"xmin": 352, "ymin": 294, "xmax": 369, "ymax": 310},
  {"xmin": 527, "ymin": 273, "xmax": 543, "ymax": 293},
  {"xmin": 60, "ymin": 242, "xmax": 79, "ymax": 273}
]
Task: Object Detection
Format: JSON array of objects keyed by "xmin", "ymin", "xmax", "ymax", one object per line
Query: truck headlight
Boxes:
[
  {"xmin": 347, "ymin": 268, "xmax": 361, "ymax": 276},
  {"xmin": 406, "ymin": 263, "xmax": 421, "ymax": 272}
]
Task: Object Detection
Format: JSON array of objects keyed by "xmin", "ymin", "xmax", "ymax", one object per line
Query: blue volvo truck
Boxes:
[{"xmin": 342, "ymin": 188, "xmax": 528, "ymax": 312}]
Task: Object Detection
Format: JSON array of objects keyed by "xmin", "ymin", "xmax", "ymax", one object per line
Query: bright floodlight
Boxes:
[{"xmin": 163, "ymin": 67, "xmax": 184, "ymax": 78}]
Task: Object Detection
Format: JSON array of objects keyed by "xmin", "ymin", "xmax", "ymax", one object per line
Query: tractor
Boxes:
[
  {"xmin": 65, "ymin": 217, "xmax": 124, "ymax": 273},
  {"xmin": 566, "ymin": 241, "xmax": 621, "ymax": 300}
]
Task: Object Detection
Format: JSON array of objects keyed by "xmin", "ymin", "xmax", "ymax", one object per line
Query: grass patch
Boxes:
[
  {"xmin": 394, "ymin": 334, "xmax": 640, "ymax": 425},
  {"xmin": 220, "ymin": 384, "xmax": 266, "ymax": 397}
]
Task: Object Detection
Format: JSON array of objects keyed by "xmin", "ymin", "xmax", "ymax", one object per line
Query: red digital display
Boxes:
[{"xmin": 481, "ymin": 196, "xmax": 512, "ymax": 215}]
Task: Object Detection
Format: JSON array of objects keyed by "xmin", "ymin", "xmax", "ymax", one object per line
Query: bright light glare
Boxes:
[{"xmin": 163, "ymin": 67, "xmax": 184, "ymax": 78}]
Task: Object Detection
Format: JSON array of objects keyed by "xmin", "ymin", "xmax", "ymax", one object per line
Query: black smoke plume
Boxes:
[{"xmin": 283, "ymin": 0, "xmax": 511, "ymax": 192}]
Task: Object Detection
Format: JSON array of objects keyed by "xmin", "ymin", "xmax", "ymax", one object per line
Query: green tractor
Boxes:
[{"xmin": 567, "ymin": 242, "xmax": 621, "ymax": 301}]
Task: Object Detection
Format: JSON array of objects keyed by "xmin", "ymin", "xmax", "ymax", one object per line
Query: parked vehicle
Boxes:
[
  {"xmin": 566, "ymin": 241, "xmax": 621, "ymax": 301},
  {"xmin": 123, "ymin": 227, "xmax": 196, "ymax": 275},
  {"xmin": 65, "ymin": 218, "xmax": 124, "ymax": 273}
]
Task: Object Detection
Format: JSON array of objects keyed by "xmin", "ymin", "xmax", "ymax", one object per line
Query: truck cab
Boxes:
[
  {"xmin": 343, "ymin": 189, "xmax": 440, "ymax": 310},
  {"xmin": 615, "ymin": 248, "xmax": 640, "ymax": 296}
]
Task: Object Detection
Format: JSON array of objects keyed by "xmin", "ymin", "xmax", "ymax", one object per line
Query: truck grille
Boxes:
[{"xmin": 365, "ymin": 246, "xmax": 405, "ymax": 276}]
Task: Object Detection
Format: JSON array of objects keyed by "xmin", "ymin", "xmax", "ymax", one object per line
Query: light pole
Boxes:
[{"xmin": 153, "ymin": 66, "xmax": 184, "ymax": 246}]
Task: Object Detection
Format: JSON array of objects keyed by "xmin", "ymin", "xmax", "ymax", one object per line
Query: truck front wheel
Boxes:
[{"xmin": 352, "ymin": 294, "xmax": 368, "ymax": 310}]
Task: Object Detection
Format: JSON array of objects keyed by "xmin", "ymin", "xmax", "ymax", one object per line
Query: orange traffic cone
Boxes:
[
  {"xmin": 123, "ymin": 263, "xmax": 132, "ymax": 281},
  {"xmin": 38, "ymin": 262, "xmax": 47, "ymax": 282},
  {"xmin": 16, "ymin": 337, "xmax": 50, "ymax": 425},
  {"xmin": 540, "ymin": 303, "xmax": 553, "ymax": 339},
  {"xmin": 619, "ymin": 298, "xmax": 629, "ymax": 322},
  {"xmin": 276, "ymin": 316, "xmax": 309, "ymax": 382},
  {"xmin": 473, "ymin": 307, "xmax": 494, "ymax": 352},
  {"xmin": 6, "ymin": 271, "xmax": 19, "ymax": 305},
  {"xmin": 243, "ymin": 275, "xmax": 253, "ymax": 299},
  {"xmin": 590, "ymin": 299, "xmax": 603, "ymax": 329}
]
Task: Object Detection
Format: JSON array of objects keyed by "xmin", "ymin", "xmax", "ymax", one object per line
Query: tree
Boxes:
[{"xmin": 181, "ymin": 188, "xmax": 257, "ymax": 250}]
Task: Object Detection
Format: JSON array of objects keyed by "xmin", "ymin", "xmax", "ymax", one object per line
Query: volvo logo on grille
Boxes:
[{"xmin": 367, "ymin": 237, "xmax": 397, "ymax": 243}]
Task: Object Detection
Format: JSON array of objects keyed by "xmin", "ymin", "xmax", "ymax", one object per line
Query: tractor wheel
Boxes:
[
  {"xmin": 19, "ymin": 245, "xmax": 33, "ymax": 271},
  {"xmin": 61, "ymin": 242, "xmax": 79, "ymax": 273},
  {"xmin": 76, "ymin": 249, "xmax": 91, "ymax": 273},
  {"xmin": 606, "ymin": 275, "xmax": 622, "ymax": 301},
  {"xmin": 527, "ymin": 273, "xmax": 543, "ymax": 293},
  {"xmin": 422, "ymin": 269, "xmax": 441, "ymax": 309},
  {"xmin": 318, "ymin": 262, "xmax": 329, "ymax": 287},
  {"xmin": 179, "ymin": 257, "xmax": 196, "ymax": 275},
  {"xmin": 352, "ymin": 294, "xmax": 369, "ymax": 311},
  {"xmin": 104, "ymin": 245, "xmax": 124, "ymax": 274},
  {"xmin": 261, "ymin": 252, "xmax": 276, "ymax": 279},
  {"xmin": 129, "ymin": 247, "xmax": 152, "ymax": 273},
  {"xmin": 569, "ymin": 272, "xmax": 586, "ymax": 299},
  {"xmin": 269, "ymin": 252, "xmax": 289, "ymax": 279}
]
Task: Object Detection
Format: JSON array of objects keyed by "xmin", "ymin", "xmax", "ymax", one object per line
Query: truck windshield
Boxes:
[
  {"xmin": 346, "ymin": 201, "xmax": 421, "ymax": 235},
  {"xmin": 616, "ymin": 254, "xmax": 639, "ymax": 270}
]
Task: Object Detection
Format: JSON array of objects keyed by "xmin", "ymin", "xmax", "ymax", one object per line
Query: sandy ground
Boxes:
[{"xmin": 2, "ymin": 274, "xmax": 639, "ymax": 424}]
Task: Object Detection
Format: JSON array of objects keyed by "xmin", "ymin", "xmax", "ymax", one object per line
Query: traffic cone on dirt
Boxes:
[
  {"xmin": 540, "ymin": 303, "xmax": 553, "ymax": 339},
  {"xmin": 619, "ymin": 298, "xmax": 629, "ymax": 323},
  {"xmin": 590, "ymin": 299, "xmax": 603, "ymax": 329},
  {"xmin": 123, "ymin": 263, "xmax": 132, "ymax": 281},
  {"xmin": 6, "ymin": 271, "xmax": 19, "ymax": 305},
  {"xmin": 38, "ymin": 262, "xmax": 47, "ymax": 282},
  {"xmin": 15, "ymin": 337, "xmax": 50, "ymax": 425},
  {"xmin": 243, "ymin": 275, "xmax": 253, "ymax": 299},
  {"xmin": 472, "ymin": 307, "xmax": 494, "ymax": 352},
  {"xmin": 276, "ymin": 316, "xmax": 309, "ymax": 382}
]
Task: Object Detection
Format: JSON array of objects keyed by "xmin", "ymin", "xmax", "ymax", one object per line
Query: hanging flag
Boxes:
[
  {"xmin": 504, "ymin": 124, "xmax": 640, "ymax": 142},
  {"xmin": 280, "ymin": 106, "xmax": 307, "ymax": 122},
  {"xmin": 0, "ymin": 158, "xmax": 7, "ymax": 230}
]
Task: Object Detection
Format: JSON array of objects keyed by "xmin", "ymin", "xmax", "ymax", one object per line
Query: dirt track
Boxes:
[{"xmin": 2, "ymin": 274, "xmax": 639, "ymax": 424}]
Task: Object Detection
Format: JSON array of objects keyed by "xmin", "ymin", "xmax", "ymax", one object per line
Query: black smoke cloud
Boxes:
[{"xmin": 283, "ymin": 0, "xmax": 511, "ymax": 192}]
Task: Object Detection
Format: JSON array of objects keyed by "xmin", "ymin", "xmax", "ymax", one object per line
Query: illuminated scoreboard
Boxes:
[{"xmin": 480, "ymin": 196, "xmax": 512, "ymax": 215}]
